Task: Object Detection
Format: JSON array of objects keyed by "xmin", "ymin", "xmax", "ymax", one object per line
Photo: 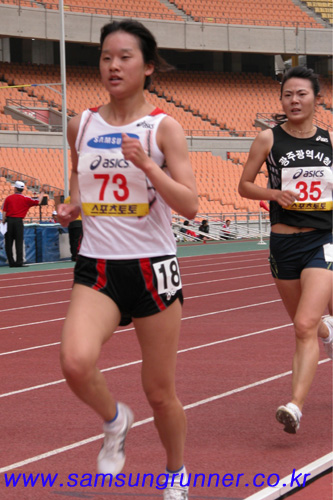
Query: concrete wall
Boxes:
[
  {"xmin": 0, "ymin": 5, "xmax": 331, "ymax": 56},
  {"xmin": 0, "ymin": 130, "xmax": 254, "ymax": 157}
]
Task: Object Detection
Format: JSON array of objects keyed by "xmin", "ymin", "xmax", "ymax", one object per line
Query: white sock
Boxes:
[
  {"xmin": 104, "ymin": 404, "xmax": 125, "ymax": 433},
  {"xmin": 323, "ymin": 319, "xmax": 333, "ymax": 344},
  {"xmin": 286, "ymin": 402, "xmax": 302, "ymax": 419}
]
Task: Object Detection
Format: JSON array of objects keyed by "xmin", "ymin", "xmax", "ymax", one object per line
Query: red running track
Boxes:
[{"xmin": 0, "ymin": 249, "xmax": 332, "ymax": 500}]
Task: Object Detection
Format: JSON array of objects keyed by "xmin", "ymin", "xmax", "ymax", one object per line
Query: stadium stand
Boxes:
[
  {"xmin": 0, "ymin": 1, "xmax": 332, "ymax": 223},
  {"xmin": 2, "ymin": 0, "xmax": 328, "ymax": 26},
  {"xmin": 302, "ymin": 0, "xmax": 333, "ymax": 24},
  {"xmin": 1, "ymin": 64, "xmax": 332, "ymax": 135},
  {"xmin": 0, "ymin": 60, "xmax": 332, "ymax": 217},
  {"xmin": 176, "ymin": 0, "xmax": 325, "ymax": 27}
]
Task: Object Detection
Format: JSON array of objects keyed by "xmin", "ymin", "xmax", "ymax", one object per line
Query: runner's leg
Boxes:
[
  {"xmin": 133, "ymin": 299, "xmax": 186, "ymax": 472},
  {"xmin": 60, "ymin": 283, "xmax": 121, "ymax": 420}
]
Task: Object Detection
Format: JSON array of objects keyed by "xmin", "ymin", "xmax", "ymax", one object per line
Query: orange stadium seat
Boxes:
[{"xmin": 0, "ymin": 62, "xmax": 332, "ymax": 216}]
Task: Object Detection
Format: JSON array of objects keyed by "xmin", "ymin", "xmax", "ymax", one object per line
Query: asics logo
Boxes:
[
  {"xmin": 293, "ymin": 168, "xmax": 324, "ymax": 179},
  {"xmin": 137, "ymin": 121, "xmax": 153, "ymax": 129},
  {"xmin": 90, "ymin": 155, "xmax": 129, "ymax": 170}
]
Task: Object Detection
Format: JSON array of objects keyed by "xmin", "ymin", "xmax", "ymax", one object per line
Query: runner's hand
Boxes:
[{"xmin": 57, "ymin": 203, "xmax": 80, "ymax": 227}]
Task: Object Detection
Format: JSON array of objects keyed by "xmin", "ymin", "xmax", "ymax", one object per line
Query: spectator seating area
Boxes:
[
  {"xmin": 2, "ymin": 0, "xmax": 330, "ymax": 26},
  {"xmin": 0, "ymin": 63, "xmax": 332, "ymax": 217},
  {"xmin": 173, "ymin": 0, "xmax": 324, "ymax": 27},
  {"xmin": 302, "ymin": 0, "xmax": 333, "ymax": 24},
  {"xmin": 1, "ymin": 64, "xmax": 332, "ymax": 133}
]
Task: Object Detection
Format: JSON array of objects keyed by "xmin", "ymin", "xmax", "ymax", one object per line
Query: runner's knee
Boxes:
[
  {"xmin": 144, "ymin": 385, "xmax": 177, "ymax": 412},
  {"xmin": 294, "ymin": 315, "xmax": 320, "ymax": 340},
  {"xmin": 60, "ymin": 347, "xmax": 96, "ymax": 382}
]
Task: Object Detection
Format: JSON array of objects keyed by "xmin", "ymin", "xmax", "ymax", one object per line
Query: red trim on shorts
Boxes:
[
  {"xmin": 139, "ymin": 258, "xmax": 166, "ymax": 311},
  {"xmin": 93, "ymin": 259, "xmax": 107, "ymax": 291}
]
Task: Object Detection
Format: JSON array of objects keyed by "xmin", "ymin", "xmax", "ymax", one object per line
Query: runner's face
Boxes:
[
  {"xmin": 281, "ymin": 77, "xmax": 317, "ymax": 123},
  {"xmin": 99, "ymin": 31, "xmax": 154, "ymax": 97}
]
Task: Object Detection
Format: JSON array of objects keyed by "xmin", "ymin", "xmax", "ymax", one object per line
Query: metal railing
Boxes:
[
  {"xmin": 0, "ymin": 166, "xmax": 64, "ymax": 199},
  {"xmin": 256, "ymin": 112, "xmax": 333, "ymax": 131},
  {"xmin": 172, "ymin": 211, "xmax": 270, "ymax": 244}
]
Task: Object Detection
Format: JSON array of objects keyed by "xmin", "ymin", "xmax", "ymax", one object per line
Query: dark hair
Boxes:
[
  {"xmin": 100, "ymin": 20, "xmax": 173, "ymax": 90},
  {"xmin": 280, "ymin": 66, "xmax": 320, "ymax": 99},
  {"xmin": 273, "ymin": 66, "xmax": 321, "ymax": 124}
]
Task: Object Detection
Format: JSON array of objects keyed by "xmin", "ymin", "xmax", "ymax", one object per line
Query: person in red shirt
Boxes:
[{"xmin": 2, "ymin": 181, "xmax": 46, "ymax": 267}]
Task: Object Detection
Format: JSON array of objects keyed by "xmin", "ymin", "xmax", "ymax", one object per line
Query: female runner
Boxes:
[
  {"xmin": 238, "ymin": 66, "xmax": 333, "ymax": 434},
  {"xmin": 57, "ymin": 19, "xmax": 198, "ymax": 499}
]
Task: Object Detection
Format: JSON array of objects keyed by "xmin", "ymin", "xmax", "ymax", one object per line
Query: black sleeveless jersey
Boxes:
[{"xmin": 266, "ymin": 125, "xmax": 332, "ymax": 230}]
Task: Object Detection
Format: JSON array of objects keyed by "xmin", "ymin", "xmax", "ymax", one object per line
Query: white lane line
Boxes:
[
  {"xmin": 186, "ymin": 283, "xmax": 275, "ymax": 300},
  {"xmin": 0, "ymin": 288, "xmax": 70, "ymax": 300},
  {"xmin": 0, "ymin": 361, "xmax": 329, "ymax": 475},
  {"xmin": 0, "ymin": 317, "xmax": 65, "ymax": 332},
  {"xmin": 244, "ymin": 452, "xmax": 333, "ymax": 500},
  {"xmin": 180, "ymin": 256, "xmax": 267, "ymax": 269},
  {"xmin": 0, "ymin": 301, "xmax": 69, "ymax": 313},
  {"xmin": 0, "ymin": 273, "xmax": 271, "ymax": 300},
  {"xmin": 0, "ymin": 283, "xmax": 275, "ymax": 315},
  {"xmin": 0, "ymin": 271, "xmax": 73, "ymax": 282},
  {"xmin": 183, "ymin": 272, "xmax": 271, "ymax": 287},
  {"xmin": 181, "ymin": 264, "xmax": 269, "ymax": 277},
  {"xmin": 0, "ymin": 298, "xmax": 280, "ymax": 338},
  {"xmin": 0, "ymin": 264, "xmax": 268, "ymax": 289},
  {"xmin": 0, "ymin": 279, "xmax": 72, "ymax": 290},
  {"xmin": 0, "ymin": 322, "xmax": 294, "ymax": 396}
]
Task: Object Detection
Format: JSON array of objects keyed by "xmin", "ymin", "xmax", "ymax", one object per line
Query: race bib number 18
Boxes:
[{"xmin": 152, "ymin": 257, "xmax": 182, "ymax": 296}]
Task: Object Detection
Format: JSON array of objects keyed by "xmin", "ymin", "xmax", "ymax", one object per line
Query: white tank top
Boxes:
[{"xmin": 75, "ymin": 107, "xmax": 177, "ymax": 259}]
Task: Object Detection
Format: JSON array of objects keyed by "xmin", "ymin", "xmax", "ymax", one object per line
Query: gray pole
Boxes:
[{"xmin": 59, "ymin": 0, "xmax": 69, "ymax": 198}]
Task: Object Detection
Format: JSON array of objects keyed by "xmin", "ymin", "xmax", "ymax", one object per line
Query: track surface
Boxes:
[{"xmin": 0, "ymin": 248, "xmax": 332, "ymax": 500}]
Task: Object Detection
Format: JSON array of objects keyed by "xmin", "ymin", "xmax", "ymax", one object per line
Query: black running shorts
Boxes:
[
  {"xmin": 73, "ymin": 254, "xmax": 184, "ymax": 326},
  {"xmin": 269, "ymin": 229, "xmax": 333, "ymax": 280}
]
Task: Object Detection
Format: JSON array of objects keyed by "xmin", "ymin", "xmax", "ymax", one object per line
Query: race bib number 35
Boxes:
[
  {"xmin": 152, "ymin": 257, "xmax": 182, "ymax": 296},
  {"xmin": 282, "ymin": 166, "xmax": 333, "ymax": 211}
]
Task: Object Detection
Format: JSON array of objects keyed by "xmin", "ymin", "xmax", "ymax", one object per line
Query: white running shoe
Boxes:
[
  {"xmin": 322, "ymin": 317, "xmax": 333, "ymax": 360},
  {"xmin": 276, "ymin": 404, "xmax": 301, "ymax": 434},
  {"xmin": 163, "ymin": 467, "xmax": 189, "ymax": 500},
  {"xmin": 97, "ymin": 402, "xmax": 134, "ymax": 475}
]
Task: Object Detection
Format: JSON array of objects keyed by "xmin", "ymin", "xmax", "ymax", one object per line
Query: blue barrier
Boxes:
[{"xmin": 0, "ymin": 224, "xmax": 69, "ymax": 266}]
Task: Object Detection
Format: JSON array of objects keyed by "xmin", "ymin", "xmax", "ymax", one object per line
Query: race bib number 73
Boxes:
[{"xmin": 78, "ymin": 151, "xmax": 149, "ymax": 217}]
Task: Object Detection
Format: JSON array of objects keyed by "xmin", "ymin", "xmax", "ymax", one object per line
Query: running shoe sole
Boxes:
[{"xmin": 276, "ymin": 405, "xmax": 299, "ymax": 434}]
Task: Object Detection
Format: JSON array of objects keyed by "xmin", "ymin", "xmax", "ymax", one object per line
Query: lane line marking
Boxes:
[
  {"xmin": 0, "ymin": 299, "xmax": 281, "ymax": 336},
  {"xmin": 244, "ymin": 452, "xmax": 333, "ymax": 500},
  {"xmin": 0, "ymin": 288, "xmax": 70, "ymax": 299},
  {"xmin": 0, "ymin": 283, "xmax": 275, "ymax": 315},
  {"xmin": 0, "ymin": 273, "xmax": 272, "ymax": 300},
  {"xmin": 0, "ymin": 279, "xmax": 72, "ymax": 290},
  {"xmin": 0, "ymin": 361, "xmax": 329, "ymax": 474},
  {"xmin": 0, "ymin": 301, "xmax": 69, "ymax": 313},
  {"xmin": 0, "ymin": 264, "xmax": 268, "ymax": 290},
  {"xmin": 0, "ymin": 322, "xmax": 303, "ymax": 397}
]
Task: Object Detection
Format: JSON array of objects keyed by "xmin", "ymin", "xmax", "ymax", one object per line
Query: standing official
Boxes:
[
  {"xmin": 2, "ymin": 181, "xmax": 46, "ymax": 267},
  {"xmin": 64, "ymin": 195, "xmax": 83, "ymax": 261}
]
